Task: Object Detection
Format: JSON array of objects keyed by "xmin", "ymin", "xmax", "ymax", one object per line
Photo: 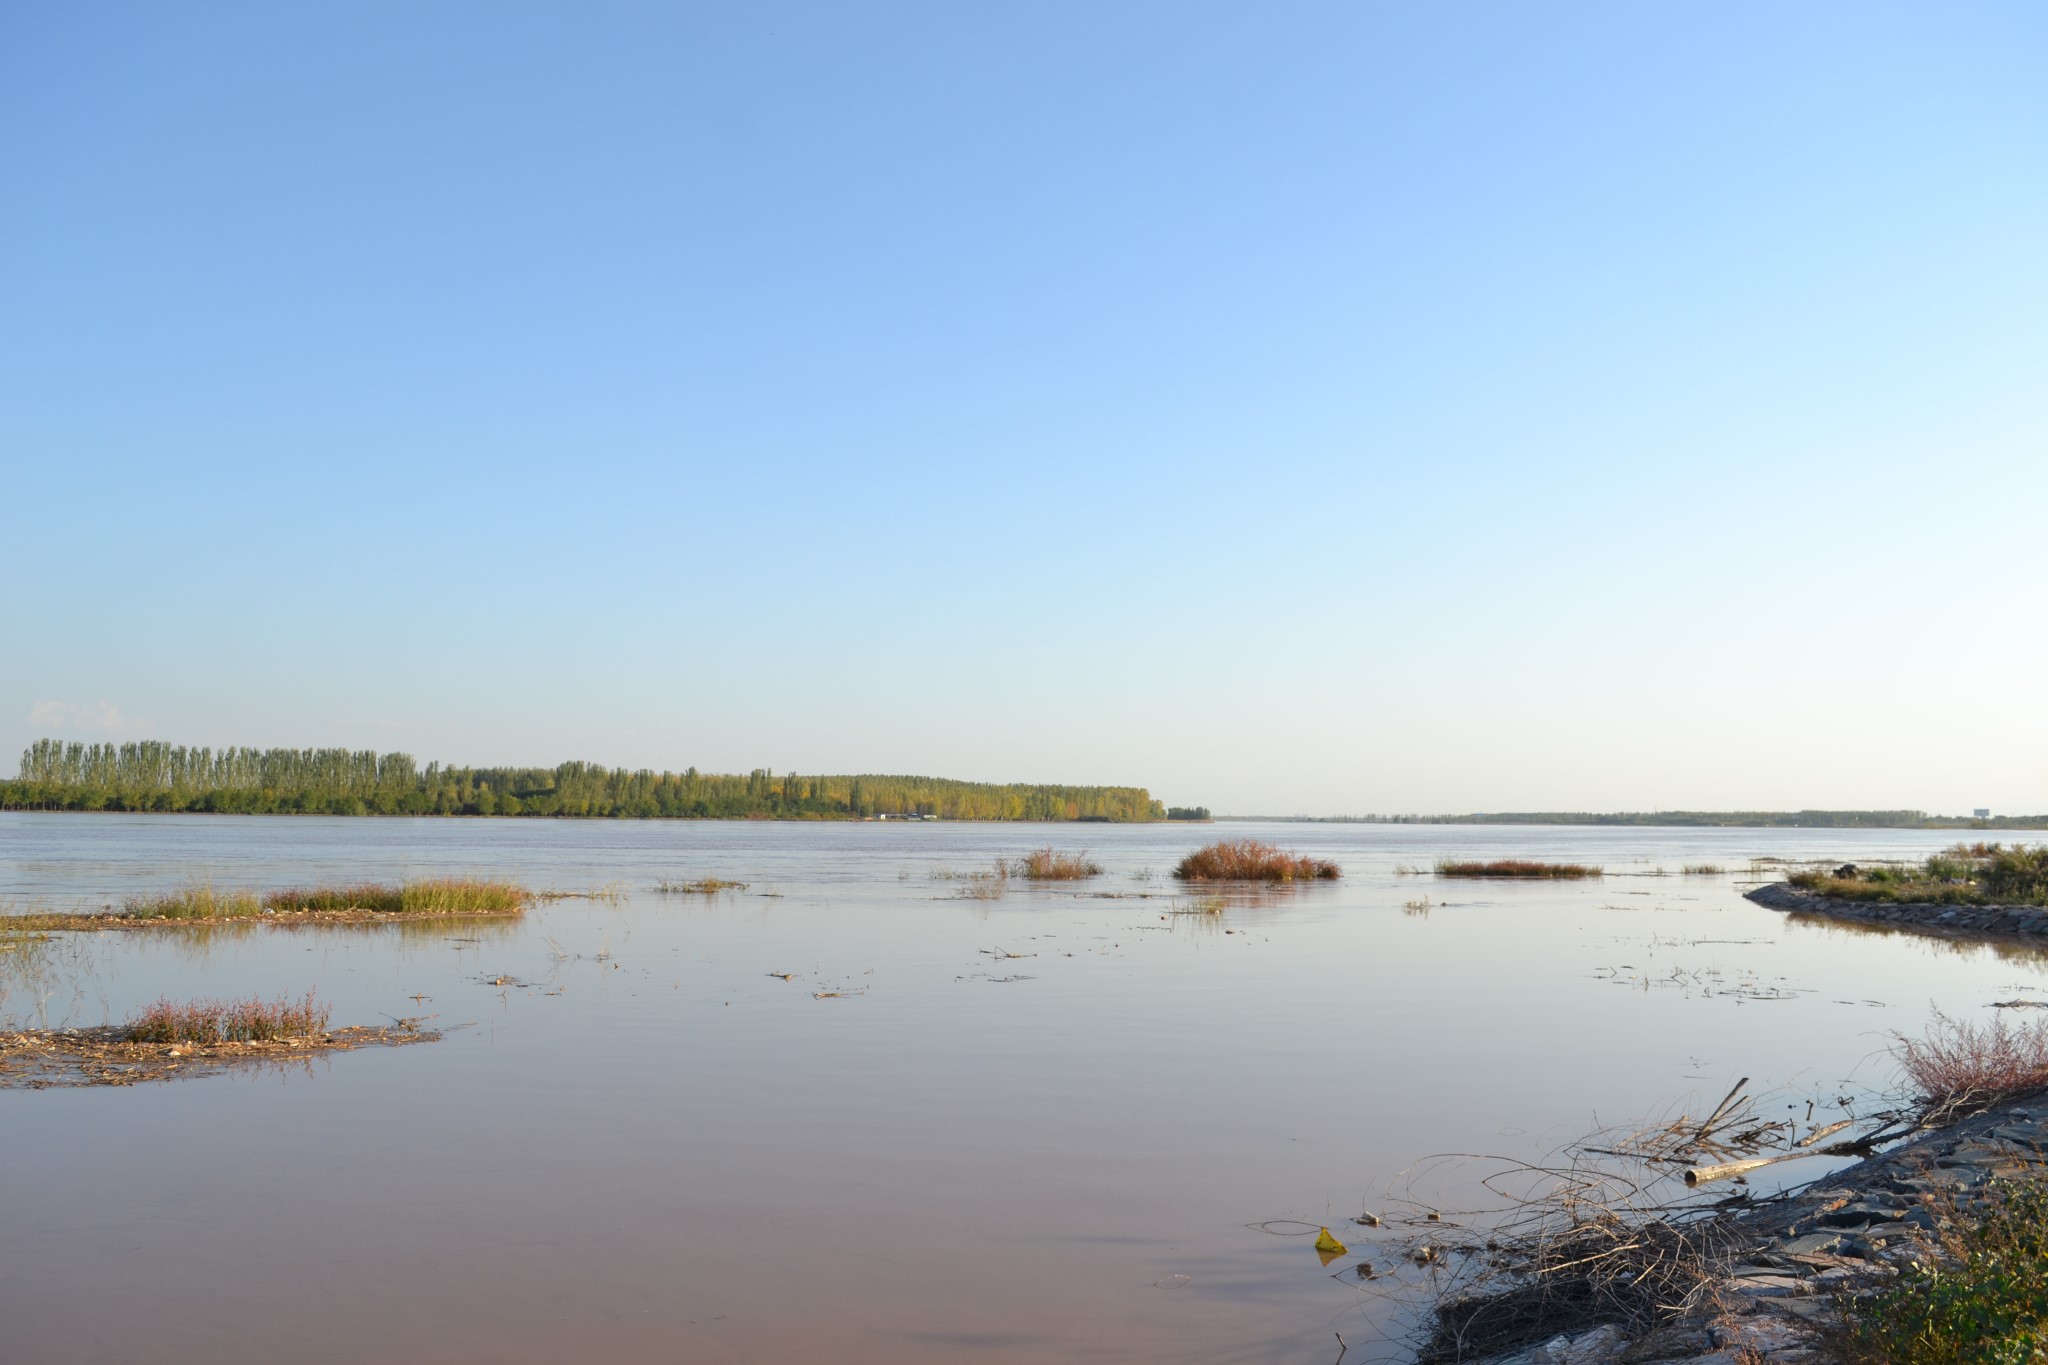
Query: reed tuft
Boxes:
[
  {"xmin": 263, "ymin": 877, "xmax": 528, "ymax": 916},
  {"xmin": 122, "ymin": 883, "xmax": 264, "ymax": 919},
  {"xmin": 1173, "ymin": 839, "xmax": 1339, "ymax": 882},
  {"xmin": 1434, "ymin": 860, "xmax": 1601, "ymax": 879},
  {"xmin": 127, "ymin": 990, "xmax": 331, "ymax": 1044},
  {"xmin": 1007, "ymin": 848, "xmax": 1102, "ymax": 880}
]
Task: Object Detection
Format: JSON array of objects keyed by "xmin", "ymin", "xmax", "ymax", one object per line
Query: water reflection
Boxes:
[
  {"xmin": 1783, "ymin": 911, "xmax": 2048, "ymax": 968},
  {"xmin": 0, "ymin": 924, "xmax": 107, "ymax": 1028}
]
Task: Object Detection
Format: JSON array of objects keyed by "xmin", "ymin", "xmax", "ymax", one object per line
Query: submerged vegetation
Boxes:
[
  {"xmin": 655, "ymin": 877, "xmax": 748, "ymax": 895},
  {"xmin": 1173, "ymin": 839, "xmax": 1339, "ymax": 882},
  {"xmin": 127, "ymin": 991, "xmax": 331, "ymax": 1044},
  {"xmin": 1789, "ymin": 843, "xmax": 2048, "ymax": 907},
  {"xmin": 1680, "ymin": 863, "xmax": 1724, "ymax": 876},
  {"xmin": 3, "ymin": 739, "xmax": 1162, "ymax": 822},
  {"xmin": 1434, "ymin": 859, "xmax": 1602, "ymax": 879}
]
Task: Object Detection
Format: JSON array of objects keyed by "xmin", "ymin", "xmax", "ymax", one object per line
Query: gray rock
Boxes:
[
  {"xmin": 1729, "ymin": 1274, "xmax": 1806, "ymax": 1298},
  {"xmin": 1779, "ymin": 1232, "xmax": 1847, "ymax": 1257},
  {"xmin": 1531, "ymin": 1324, "xmax": 1625, "ymax": 1364}
]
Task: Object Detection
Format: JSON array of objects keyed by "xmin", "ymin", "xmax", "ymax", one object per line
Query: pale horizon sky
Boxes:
[{"xmin": 5, "ymin": 3, "xmax": 2045, "ymax": 817}]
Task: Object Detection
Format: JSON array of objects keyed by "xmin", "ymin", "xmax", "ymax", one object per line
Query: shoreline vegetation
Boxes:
[
  {"xmin": 1405, "ymin": 1012, "xmax": 2048, "ymax": 1364},
  {"xmin": 1174, "ymin": 839, "xmax": 1339, "ymax": 882},
  {"xmin": 2, "ymin": 739, "xmax": 1164, "ymax": 822},
  {"xmin": 11, "ymin": 877, "xmax": 534, "ymax": 931},
  {"xmin": 1786, "ymin": 843, "xmax": 2048, "ymax": 908}
]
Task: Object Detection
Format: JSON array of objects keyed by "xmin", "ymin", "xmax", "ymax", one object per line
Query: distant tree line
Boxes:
[
  {"xmin": 3, "ymin": 740, "xmax": 1165, "ymax": 822},
  {"xmin": 1234, "ymin": 810, "xmax": 2048, "ymax": 829},
  {"xmin": 1166, "ymin": 806, "xmax": 1212, "ymax": 821}
]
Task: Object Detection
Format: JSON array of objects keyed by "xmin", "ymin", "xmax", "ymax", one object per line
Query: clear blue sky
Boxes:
[{"xmin": 4, "ymin": 3, "xmax": 2044, "ymax": 815}]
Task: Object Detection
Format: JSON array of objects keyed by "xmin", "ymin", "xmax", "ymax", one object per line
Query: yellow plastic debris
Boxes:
[{"xmin": 1314, "ymin": 1227, "xmax": 1347, "ymax": 1256}]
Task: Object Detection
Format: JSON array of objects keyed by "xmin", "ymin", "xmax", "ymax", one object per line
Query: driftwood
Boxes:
[{"xmin": 1795, "ymin": 1119, "xmax": 1854, "ymax": 1149}]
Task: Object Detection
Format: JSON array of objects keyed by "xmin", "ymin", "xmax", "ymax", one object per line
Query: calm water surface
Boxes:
[{"xmin": 2, "ymin": 815, "xmax": 2038, "ymax": 1364}]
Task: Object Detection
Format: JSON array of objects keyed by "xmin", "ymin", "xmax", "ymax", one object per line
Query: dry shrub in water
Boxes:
[
  {"xmin": 1896, "ymin": 1009, "xmax": 2048, "ymax": 1122},
  {"xmin": 1434, "ymin": 860, "xmax": 1602, "ymax": 879},
  {"xmin": 1173, "ymin": 839, "xmax": 1339, "ymax": 882},
  {"xmin": 122, "ymin": 884, "xmax": 264, "ymax": 919},
  {"xmin": 1682, "ymin": 864, "xmax": 1725, "ymax": 876},
  {"xmin": 127, "ymin": 990, "xmax": 331, "ymax": 1044},
  {"xmin": 1008, "ymin": 848, "xmax": 1102, "ymax": 880}
]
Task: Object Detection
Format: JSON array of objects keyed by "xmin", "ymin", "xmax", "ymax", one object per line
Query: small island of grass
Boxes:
[
  {"xmin": 3, "ymin": 989, "xmax": 438, "ymax": 1088},
  {"xmin": 1174, "ymin": 839, "xmax": 1339, "ymax": 882},
  {"xmin": 1434, "ymin": 859, "xmax": 1602, "ymax": 879},
  {"xmin": 10, "ymin": 876, "xmax": 532, "ymax": 931}
]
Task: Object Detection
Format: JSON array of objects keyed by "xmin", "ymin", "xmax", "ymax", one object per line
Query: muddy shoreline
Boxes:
[{"xmin": 1745, "ymin": 880, "xmax": 2048, "ymax": 937}]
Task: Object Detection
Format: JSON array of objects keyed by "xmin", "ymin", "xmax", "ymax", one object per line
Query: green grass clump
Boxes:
[
  {"xmin": 265, "ymin": 883, "xmax": 404, "ymax": 913},
  {"xmin": 654, "ymin": 877, "xmax": 748, "ymax": 894},
  {"xmin": 1174, "ymin": 839, "xmax": 1339, "ymax": 882},
  {"xmin": 394, "ymin": 877, "xmax": 527, "ymax": 914},
  {"xmin": 264, "ymin": 877, "xmax": 528, "ymax": 915},
  {"xmin": 126, "ymin": 990, "xmax": 331, "ymax": 1044},
  {"xmin": 123, "ymin": 884, "xmax": 264, "ymax": 919},
  {"xmin": 1007, "ymin": 848, "xmax": 1102, "ymax": 880},
  {"xmin": 1434, "ymin": 860, "xmax": 1601, "ymax": 879},
  {"xmin": 1789, "ymin": 844, "xmax": 2048, "ymax": 907},
  {"xmin": 1833, "ymin": 1168, "xmax": 2048, "ymax": 1365}
]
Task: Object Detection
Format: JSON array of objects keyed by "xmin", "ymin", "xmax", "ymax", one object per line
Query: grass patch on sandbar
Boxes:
[
  {"xmin": 123, "ymin": 884, "xmax": 264, "ymax": 919},
  {"xmin": 1006, "ymin": 848, "xmax": 1102, "ymax": 880},
  {"xmin": 1173, "ymin": 839, "xmax": 1339, "ymax": 882},
  {"xmin": 1434, "ymin": 860, "xmax": 1602, "ymax": 879},
  {"xmin": 264, "ymin": 877, "xmax": 530, "ymax": 916},
  {"xmin": 126, "ymin": 990, "xmax": 331, "ymax": 1044},
  {"xmin": 15, "ymin": 877, "xmax": 532, "ymax": 931}
]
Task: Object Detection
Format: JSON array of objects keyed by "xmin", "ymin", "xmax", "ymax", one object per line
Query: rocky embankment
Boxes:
[
  {"xmin": 1745, "ymin": 880, "xmax": 2048, "ymax": 937},
  {"xmin": 1483, "ymin": 1096, "xmax": 2048, "ymax": 1364}
]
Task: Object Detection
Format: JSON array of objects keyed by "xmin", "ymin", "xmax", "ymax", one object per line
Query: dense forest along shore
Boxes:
[{"xmin": 3, "ymin": 739, "xmax": 1164, "ymax": 821}]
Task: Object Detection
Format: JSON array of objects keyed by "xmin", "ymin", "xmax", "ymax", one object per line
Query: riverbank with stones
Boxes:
[
  {"xmin": 1467, "ymin": 1092, "xmax": 2048, "ymax": 1364},
  {"xmin": 1745, "ymin": 880, "xmax": 2048, "ymax": 937}
]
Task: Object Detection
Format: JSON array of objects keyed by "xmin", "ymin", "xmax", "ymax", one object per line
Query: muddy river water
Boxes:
[{"xmin": 2, "ymin": 814, "xmax": 2038, "ymax": 1364}]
